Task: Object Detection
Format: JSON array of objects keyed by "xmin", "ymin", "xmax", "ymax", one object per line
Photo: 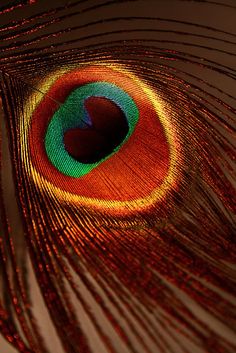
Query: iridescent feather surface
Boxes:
[{"xmin": 0, "ymin": 1, "xmax": 235, "ymax": 352}]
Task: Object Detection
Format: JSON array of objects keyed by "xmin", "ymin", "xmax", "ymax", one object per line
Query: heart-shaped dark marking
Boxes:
[{"xmin": 64, "ymin": 97, "xmax": 129, "ymax": 163}]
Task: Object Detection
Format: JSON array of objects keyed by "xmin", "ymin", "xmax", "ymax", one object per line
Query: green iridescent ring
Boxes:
[{"xmin": 45, "ymin": 82, "xmax": 139, "ymax": 178}]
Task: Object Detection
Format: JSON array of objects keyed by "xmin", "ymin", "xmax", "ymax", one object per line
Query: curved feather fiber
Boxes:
[{"xmin": 0, "ymin": 1, "xmax": 235, "ymax": 352}]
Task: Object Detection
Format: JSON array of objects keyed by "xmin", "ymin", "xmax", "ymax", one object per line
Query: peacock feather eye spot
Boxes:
[
  {"xmin": 27, "ymin": 65, "xmax": 176, "ymax": 213},
  {"xmin": 63, "ymin": 96, "xmax": 129, "ymax": 164}
]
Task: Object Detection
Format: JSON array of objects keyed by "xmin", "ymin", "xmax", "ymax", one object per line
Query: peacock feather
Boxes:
[{"xmin": 0, "ymin": 1, "xmax": 235, "ymax": 352}]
